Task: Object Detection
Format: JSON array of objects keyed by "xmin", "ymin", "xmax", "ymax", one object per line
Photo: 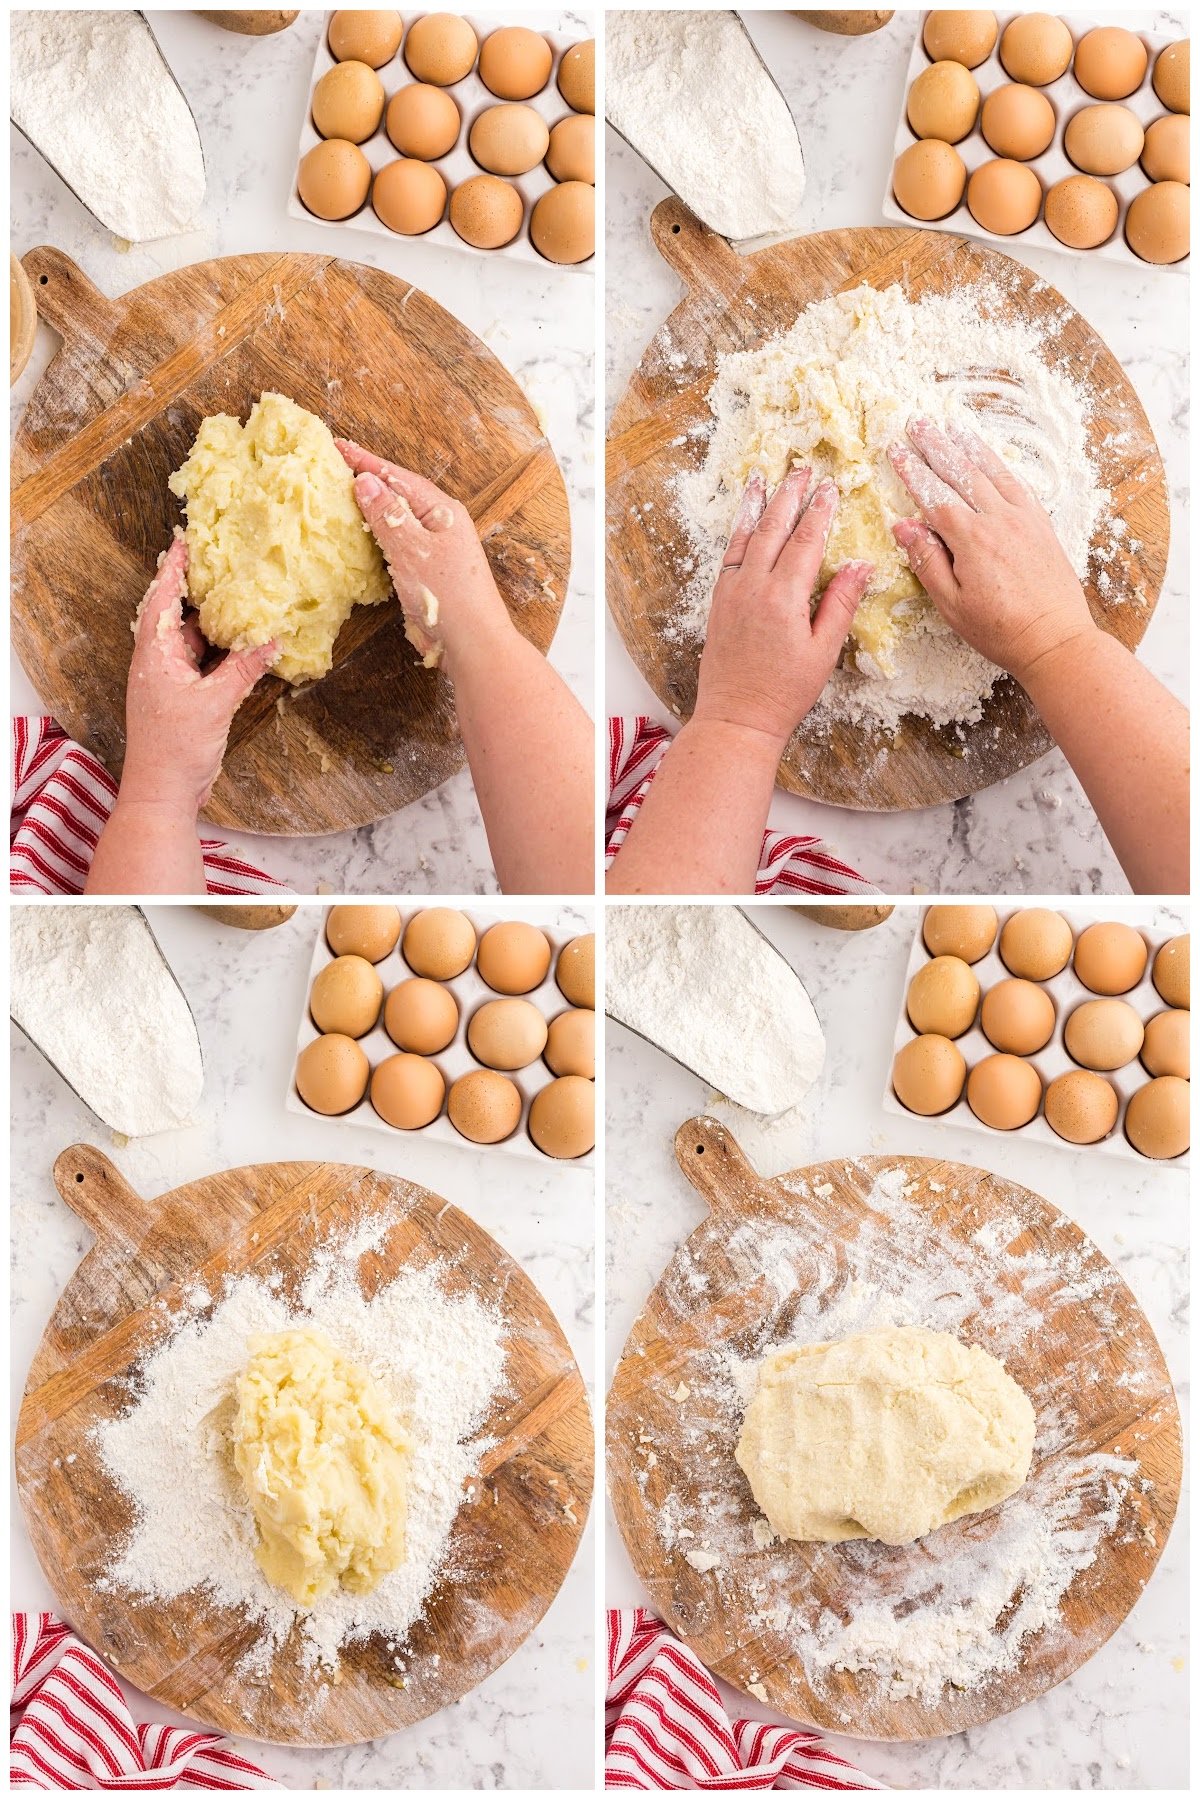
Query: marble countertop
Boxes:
[
  {"xmin": 10, "ymin": 902, "xmax": 596, "ymax": 1790},
  {"xmin": 10, "ymin": 8, "xmax": 594, "ymax": 895},
  {"xmin": 605, "ymin": 902, "xmax": 1188, "ymax": 1789},
  {"xmin": 605, "ymin": 9, "xmax": 1190, "ymax": 897}
]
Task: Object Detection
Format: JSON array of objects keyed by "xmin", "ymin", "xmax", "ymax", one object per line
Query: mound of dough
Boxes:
[
  {"xmin": 169, "ymin": 391, "xmax": 390, "ymax": 684},
  {"xmin": 735, "ymin": 1324, "xmax": 1035, "ymax": 1547},
  {"xmin": 232, "ymin": 1326, "xmax": 411, "ymax": 1606}
]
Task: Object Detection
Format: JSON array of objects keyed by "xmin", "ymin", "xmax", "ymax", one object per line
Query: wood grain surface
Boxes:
[
  {"xmin": 607, "ymin": 1118, "xmax": 1180, "ymax": 1740},
  {"xmin": 606, "ymin": 202, "xmax": 1169, "ymax": 811},
  {"xmin": 16, "ymin": 1145, "xmax": 592, "ymax": 1746},
  {"xmin": 11, "ymin": 247, "xmax": 571, "ymax": 835}
]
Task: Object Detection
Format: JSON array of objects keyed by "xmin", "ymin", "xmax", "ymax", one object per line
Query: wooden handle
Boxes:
[
  {"xmin": 20, "ymin": 248, "xmax": 118, "ymax": 350},
  {"xmin": 673, "ymin": 1117, "xmax": 775, "ymax": 1215},
  {"xmin": 52, "ymin": 1144, "xmax": 147, "ymax": 1246},
  {"xmin": 650, "ymin": 198, "xmax": 747, "ymax": 302}
]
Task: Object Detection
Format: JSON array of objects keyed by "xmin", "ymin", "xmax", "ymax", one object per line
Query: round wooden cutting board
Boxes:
[
  {"xmin": 606, "ymin": 202, "xmax": 1169, "ymax": 811},
  {"xmin": 607, "ymin": 1119, "xmax": 1180, "ymax": 1740},
  {"xmin": 15, "ymin": 1145, "xmax": 592, "ymax": 1746},
  {"xmin": 11, "ymin": 248, "xmax": 571, "ymax": 835}
]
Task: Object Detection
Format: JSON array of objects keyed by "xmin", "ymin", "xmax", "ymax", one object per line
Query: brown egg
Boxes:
[
  {"xmin": 310, "ymin": 954, "xmax": 384, "ymax": 1037},
  {"xmin": 967, "ymin": 1054, "xmax": 1042, "ymax": 1130},
  {"xmin": 557, "ymin": 934, "xmax": 595, "ymax": 1008},
  {"xmin": 404, "ymin": 11, "xmax": 478, "ymax": 84},
  {"xmin": 1064, "ymin": 997, "xmax": 1145, "ymax": 1071},
  {"xmin": 476, "ymin": 921, "xmax": 553, "ymax": 994},
  {"xmin": 923, "ymin": 10, "xmax": 998, "ymax": 69},
  {"xmin": 1044, "ymin": 1069, "xmax": 1119, "ymax": 1144},
  {"xmin": 403, "ymin": 908, "xmax": 477, "ymax": 978},
  {"xmin": 923, "ymin": 903, "xmax": 997, "ymax": 963},
  {"xmin": 531, "ymin": 181, "xmax": 594, "ymax": 263},
  {"xmin": 468, "ymin": 997, "xmax": 548, "ymax": 1070},
  {"xmin": 327, "ymin": 903, "xmax": 402, "ymax": 961},
  {"xmin": 469, "ymin": 103, "xmax": 550, "ymax": 176},
  {"xmin": 545, "ymin": 1008, "xmax": 595, "ymax": 1079},
  {"xmin": 546, "ymin": 113, "xmax": 594, "ymax": 184},
  {"xmin": 312, "ymin": 60, "xmax": 385, "ymax": 141},
  {"xmin": 448, "ymin": 1068, "xmax": 522, "ymax": 1143},
  {"xmin": 529, "ymin": 1074, "xmax": 595, "ymax": 1158},
  {"xmin": 892, "ymin": 139, "xmax": 967, "ymax": 219},
  {"xmin": 1074, "ymin": 26, "xmax": 1148, "ymax": 100},
  {"xmin": 907, "ymin": 61, "xmax": 980, "ymax": 142},
  {"xmin": 295, "ymin": 1033, "xmax": 369, "ymax": 1114},
  {"xmin": 386, "ymin": 83, "xmax": 460, "ymax": 158},
  {"xmin": 1126, "ymin": 180, "xmax": 1190, "ymax": 261},
  {"xmin": 1125, "ymin": 1076, "xmax": 1190, "ymax": 1159},
  {"xmin": 449, "ymin": 173, "xmax": 524, "ymax": 247},
  {"xmin": 329, "ymin": 9, "xmax": 404, "ymax": 68},
  {"xmin": 1064, "ymin": 103, "xmax": 1144, "ymax": 174},
  {"xmin": 1044, "ymin": 174, "xmax": 1119, "ymax": 248},
  {"xmin": 370, "ymin": 1052, "xmax": 445, "ymax": 1129},
  {"xmin": 1141, "ymin": 114, "xmax": 1189, "ymax": 184},
  {"xmin": 967, "ymin": 159, "xmax": 1042, "ymax": 233},
  {"xmin": 297, "ymin": 139, "xmax": 372, "ymax": 218},
  {"xmin": 1142, "ymin": 1009, "xmax": 1190, "ymax": 1079},
  {"xmin": 373, "ymin": 157, "xmax": 447, "ymax": 232},
  {"xmin": 478, "ymin": 25, "xmax": 552, "ymax": 99},
  {"xmin": 1000, "ymin": 13, "xmax": 1074, "ymax": 85},
  {"xmin": 999, "ymin": 909, "xmax": 1073, "ymax": 980},
  {"xmin": 980, "ymin": 978, "xmax": 1056, "ymax": 1054},
  {"xmin": 981, "ymin": 84, "xmax": 1056, "ymax": 159},
  {"xmin": 892, "ymin": 1034, "xmax": 967, "ymax": 1115},
  {"xmin": 1153, "ymin": 934, "xmax": 1190, "ymax": 1007},
  {"xmin": 1152, "ymin": 39, "xmax": 1189, "ymax": 113},
  {"xmin": 384, "ymin": 977, "xmax": 459, "ymax": 1053},
  {"xmin": 1073, "ymin": 921, "xmax": 1148, "ymax": 994},
  {"xmin": 557, "ymin": 39, "xmax": 594, "ymax": 113},
  {"xmin": 906, "ymin": 956, "xmax": 980, "ymax": 1037}
]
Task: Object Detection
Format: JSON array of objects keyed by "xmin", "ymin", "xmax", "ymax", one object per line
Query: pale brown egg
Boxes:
[
  {"xmin": 1073, "ymin": 921, "xmax": 1148, "ymax": 994},
  {"xmin": 468, "ymin": 997, "xmax": 548, "ymax": 1070},
  {"xmin": 1064, "ymin": 997, "xmax": 1144, "ymax": 1071},
  {"xmin": 1000, "ymin": 12, "xmax": 1074, "ymax": 86},
  {"xmin": 448, "ymin": 1068, "xmax": 522, "ymax": 1143},
  {"xmin": 907, "ymin": 61, "xmax": 980, "ymax": 142},
  {"xmin": 1044, "ymin": 174, "xmax": 1119, "ymax": 248},
  {"xmin": 967, "ymin": 1053, "xmax": 1042, "ymax": 1130},
  {"xmin": 1125, "ymin": 1075, "xmax": 1190, "ymax": 1158},
  {"xmin": 449, "ymin": 173, "xmax": 524, "ymax": 247},
  {"xmin": 1064, "ymin": 102, "xmax": 1144, "ymax": 174},
  {"xmin": 999, "ymin": 909, "xmax": 1073, "ymax": 980},
  {"xmin": 923, "ymin": 10, "xmax": 998, "ymax": 69},
  {"xmin": 403, "ymin": 907, "xmax": 477, "ymax": 978},
  {"xmin": 531, "ymin": 181, "xmax": 594, "ymax": 264},
  {"xmin": 922, "ymin": 903, "xmax": 998, "ymax": 962},
  {"xmin": 545, "ymin": 1008, "xmax": 595, "ymax": 1079},
  {"xmin": 1044, "ymin": 1069, "xmax": 1119, "ymax": 1144},
  {"xmin": 967, "ymin": 159, "xmax": 1042, "ymax": 233},
  {"xmin": 557, "ymin": 934, "xmax": 595, "ymax": 1008},
  {"xmin": 478, "ymin": 25, "xmax": 552, "ymax": 99},
  {"xmin": 906, "ymin": 956, "xmax": 980, "ymax": 1038},
  {"xmin": 312, "ymin": 59, "xmax": 385, "ymax": 141},
  {"xmin": 981, "ymin": 83, "xmax": 1056, "ymax": 159},
  {"xmin": 404, "ymin": 11, "xmax": 478, "ymax": 85},
  {"xmin": 1074, "ymin": 26, "xmax": 1148, "ymax": 100},
  {"xmin": 370, "ymin": 1052, "xmax": 445, "ymax": 1129},
  {"xmin": 529, "ymin": 1074, "xmax": 595, "ymax": 1158},
  {"xmin": 557, "ymin": 39, "xmax": 594, "ymax": 113},
  {"xmin": 310, "ymin": 954, "xmax": 384, "ymax": 1037},
  {"xmin": 295, "ymin": 1033, "xmax": 369, "ymax": 1114},
  {"xmin": 1153, "ymin": 934, "xmax": 1190, "ymax": 1007},
  {"xmin": 384, "ymin": 977, "xmax": 459, "ymax": 1054},
  {"xmin": 476, "ymin": 920, "xmax": 553, "ymax": 993},
  {"xmin": 329, "ymin": 9, "xmax": 404, "ymax": 68},
  {"xmin": 892, "ymin": 1034, "xmax": 967, "ymax": 1115},
  {"xmin": 1142, "ymin": 1009, "xmax": 1190, "ymax": 1079},
  {"xmin": 297, "ymin": 139, "xmax": 372, "ymax": 218},
  {"xmin": 1152, "ymin": 39, "xmax": 1189, "ymax": 113},
  {"xmin": 327, "ymin": 903, "xmax": 402, "ymax": 961},
  {"xmin": 980, "ymin": 978, "xmax": 1056, "ymax": 1055},
  {"xmin": 469, "ymin": 103, "xmax": 550, "ymax": 176},
  {"xmin": 386, "ymin": 82, "xmax": 461, "ymax": 158},
  {"xmin": 1141, "ymin": 114, "xmax": 1189, "ymax": 184},
  {"xmin": 1125, "ymin": 180, "xmax": 1190, "ymax": 261},
  {"xmin": 893, "ymin": 139, "xmax": 967, "ymax": 219},
  {"xmin": 372, "ymin": 158, "xmax": 447, "ymax": 232},
  {"xmin": 546, "ymin": 114, "xmax": 594, "ymax": 183}
]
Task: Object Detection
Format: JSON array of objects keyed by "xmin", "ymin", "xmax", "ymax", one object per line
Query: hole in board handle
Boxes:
[
  {"xmin": 75, "ymin": 1172, "xmax": 84, "ymax": 1182},
  {"xmin": 39, "ymin": 274, "xmax": 48, "ymax": 285},
  {"xmin": 672, "ymin": 224, "xmax": 681, "ymax": 234},
  {"xmin": 695, "ymin": 1143, "xmax": 704, "ymax": 1155}
]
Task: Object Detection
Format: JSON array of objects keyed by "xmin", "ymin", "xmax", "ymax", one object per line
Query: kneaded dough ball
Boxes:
[
  {"xmin": 531, "ymin": 181, "xmax": 594, "ymax": 264},
  {"xmin": 1044, "ymin": 1069, "xmax": 1119, "ymax": 1144},
  {"xmin": 923, "ymin": 903, "xmax": 997, "ymax": 963},
  {"xmin": 449, "ymin": 173, "xmax": 524, "ymax": 247},
  {"xmin": 295, "ymin": 1033, "xmax": 369, "ymax": 1114},
  {"xmin": 386, "ymin": 82, "xmax": 461, "ymax": 158},
  {"xmin": 1153, "ymin": 39, "xmax": 1190, "ymax": 113},
  {"xmin": 478, "ymin": 25, "xmax": 552, "ymax": 99},
  {"xmin": 735, "ymin": 1325, "xmax": 1035, "ymax": 1545},
  {"xmin": 233, "ymin": 1327, "xmax": 410, "ymax": 1604},
  {"xmin": 892, "ymin": 139, "xmax": 967, "ymax": 219},
  {"xmin": 310, "ymin": 954, "xmax": 384, "ymax": 1036},
  {"xmin": 545, "ymin": 1008, "xmax": 595, "ymax": 1079},
  {"xmin": 1074, "ymin": 26, "xmax": 1148, "ymax": 100},
  {"xmin": 297, "ymin": 138, "xmax": 372, "ymax": 219},
  {"xmin": 468, "ymin": 997, "xmax": 548, "ymax": 1070},
  {"xmin": 1141, "ymin": 114, "xmax": 1189, "ymax": 184},
  {"xmin": 370, "ymin": 1051, "xmax": 445, "ymax": 1128},
  {"xmin": 906, "ymin": 955, "xmax": 980, "ymax": 1037},
  {"xmin": 1125, "ymin": 180, "xmax": 1190, "ymax": 262},
  {"xmin": 557, "ymin": 934, "xmax": 595, "ymax": 1007},
  {"xmin": 529, "ymin": 1074, "xmax": 594, "ymax": 1158},
  {"xmin": 557, "ymin": 38, "xmax": 594, "ymax": 113},
  {"xmin": 1125, "ymin": 1075, "xmax": 1190, "ymax": 1159},
  {"xmin": 327, "ymin": 903, "xmax": 402, "ymax": 962},
  {"xmin": 403, "ymin": 907, "xmax": 477, "ymax": 978},
  {"xmin": 907, "ymin": 61, "xmax": 980, "ymax": 143},
  {"xmin": 546, "ymin": 114, "xmax": 594, "ymax": 184},
  {"xmin": 448, "ymin": 1068, "xmax": 522, "ymax": 1142},
  {"xmin": 312, "ymin": 60, "xmax": 385, "ymax": 142},
  {"xmin": 328, "ymin": 9, "xmax": 403, "ymax": 68},
  {"xmin": 404, "ymin": 11, "xmax": 478, "ymax": 84},
  {"xmin": 980, "ymin": 977, "xmax": 1056, "ymax": 1055},
  {"xmin": 476, "ymin": 920, "xmax": 553, "ymax": 993},
  {"xmin": 1073, "ymin": 921, "xmax": 1148, "ymax": 994},
  {"xmin": 922, "ymin": 10, "xmax": 998, "ymax": 69},
  {"xmin": 967, "ymin": 1053, "xmax": 1042, "ymax": 1130},
  {"xmin": 1000, "ymin": 12, "xmax": 1073, "ymax": 85},
  {"xmin": 1153, "ymin": 934, "xmax": 1190, "ymax": 1008},
  {"xmin": 999, "ymin": 908, "xmax": 1073, "ymax": 980},
  {"xmin": 892, "ymin": 1033, "xmax": 966, "ymax": 1114},
  {"xmin": 169, "ymin": 393, "xmax": 389, "ymax": 683},
  {"xmin": 384, "ymin": 977, "xmax": 458, "ymax": 1053},
  {"xmin": 1141, "ymin": 1009, "xmax": 1189, "ymax": 1079}
]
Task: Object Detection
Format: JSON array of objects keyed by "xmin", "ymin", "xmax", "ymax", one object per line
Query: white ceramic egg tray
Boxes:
[
  {"xmin": 881, "ymin": 906, "xmax": 1189, "ymax": 1164},
  {"xmin": 288, "ymin": 9, "xmax": 594, "ymax": 274},
  {"xmin": 285, "ymin": 906, "xmax": 595, "ymax": 1166},
  {"xmin": 881, "ymin": 11, "xmax": 1189, "ymax": 272}
]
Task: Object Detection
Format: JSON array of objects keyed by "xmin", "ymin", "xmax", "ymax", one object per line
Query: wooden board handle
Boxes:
[
  {"xmin": 650, "ymin": 198, "xmax": 746, "ymax": 303},
  {"xmin": 53, "ymin": 1144, "xmax": 147, "ymax": 1246},
  {"xmin": 672, "ymin": 1116, "xmax": 777, "ymax": 1215},
  {"xmin": 20, "ymin": 248, "xmax": 117, "ymax": 351}
]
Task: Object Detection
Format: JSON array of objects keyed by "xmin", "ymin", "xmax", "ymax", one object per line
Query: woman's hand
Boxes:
[
  {"xmin": 889, "ymin": 416, "xmax": 1098, "ymax": 685},
  {"xmin": 693, "ymin": 467, "xmax": 873, "ymax": 748}
]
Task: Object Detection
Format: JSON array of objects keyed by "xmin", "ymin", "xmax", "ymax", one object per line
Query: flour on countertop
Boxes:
[{"xmin": 11, "ymin": 907, "xmax": 203, "ymax": 1138}]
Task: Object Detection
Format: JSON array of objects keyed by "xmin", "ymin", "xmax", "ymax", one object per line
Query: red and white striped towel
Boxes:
[
  {"xmin": 606, "ymin": 719, "xmax": 879, "ymax": 897},
  {"xmin": 11, "ymin": 719, "xmax": 289, "ymax": 897},
  {"xmin": 10, "ymin": 1613, "xmax": 280, "ymax": 1789},
  {"xmin": 606, "ymin": 1612, "xmax": 886, "ymax": 1791}
]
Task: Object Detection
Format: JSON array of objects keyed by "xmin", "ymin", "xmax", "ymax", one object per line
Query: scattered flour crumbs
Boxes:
[
  {"xmin": 94, "ymin": 1203, "xmax": 508, "ymax": 1687},
  {"xmin": 630, "ymin": 1162, "xmax": 1168, "ymax": 1711}
]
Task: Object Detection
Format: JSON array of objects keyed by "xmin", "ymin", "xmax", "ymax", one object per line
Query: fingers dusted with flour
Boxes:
[
  {"xmin": 893, "ymin": 517, "xmax": 956, "ymax": 610},
  {"xmin": 719, "ymin": 471, "xmax": 767, "ymax": 572}
]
